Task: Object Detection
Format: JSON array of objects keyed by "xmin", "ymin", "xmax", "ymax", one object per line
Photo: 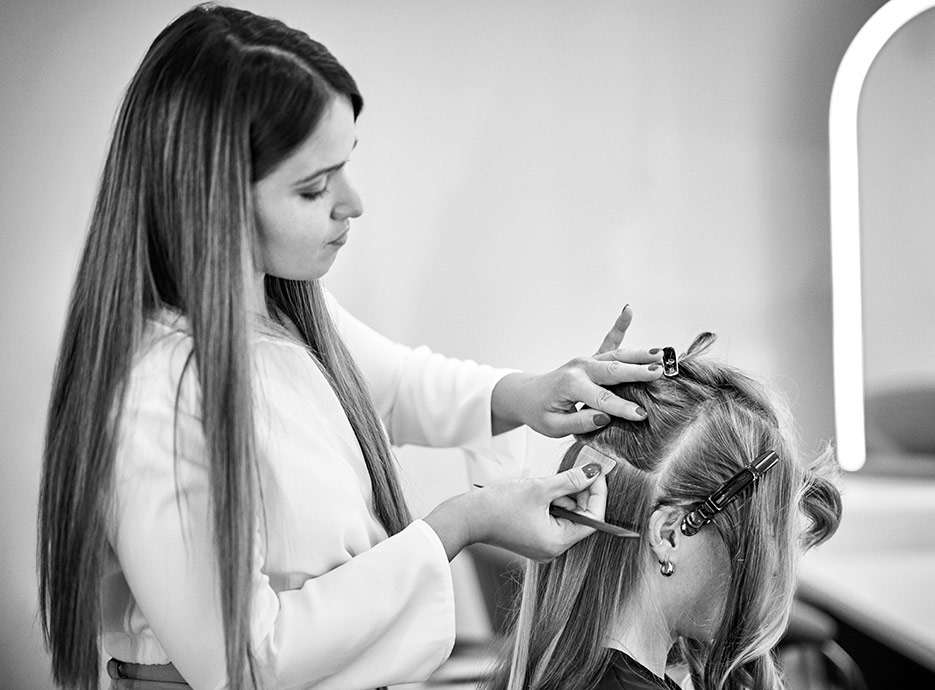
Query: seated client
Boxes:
[{"xmin": 482, "ymin": 332, "xmax": 842, "ymax": 690}]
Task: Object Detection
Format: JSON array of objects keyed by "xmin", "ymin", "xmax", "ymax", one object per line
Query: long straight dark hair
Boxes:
[
  {"xmin": 483, "ymin": 334, "xmax": 842, "ymax": 690},
  {"xmin": 37, "ymin": 4, "xmax": 410, "ymax": 688}
]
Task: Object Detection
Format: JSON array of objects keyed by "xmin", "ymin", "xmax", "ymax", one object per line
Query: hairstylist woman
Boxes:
[{"xmin": 37, "ymin": 5, "xmax": 664, "ymax": 690}]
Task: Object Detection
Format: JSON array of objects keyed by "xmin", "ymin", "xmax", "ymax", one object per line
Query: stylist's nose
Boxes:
[{"xmin": 331, "ymin": 172, "xmax": 363, "ymax": 220}]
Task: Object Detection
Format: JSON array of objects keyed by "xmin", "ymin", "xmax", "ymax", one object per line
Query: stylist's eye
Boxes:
[{"xmin": 300, "ymin": 187, "xmax": 329, "ymax": 201}]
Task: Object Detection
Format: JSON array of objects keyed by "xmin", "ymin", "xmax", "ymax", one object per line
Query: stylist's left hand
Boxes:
[{"xmin": 491, "ymin": 305, "xmax": 664, "ymax": 437}]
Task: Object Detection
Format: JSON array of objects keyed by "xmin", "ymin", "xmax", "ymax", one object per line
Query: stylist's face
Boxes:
[{"xmin": 253, "ymin": 95, "xmax": 362, "ymax": 281}]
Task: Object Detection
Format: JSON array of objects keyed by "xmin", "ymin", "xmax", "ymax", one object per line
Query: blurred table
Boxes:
[{"xmin": 797, "ymin": 464, "xmax": 935, "ymax": 671}]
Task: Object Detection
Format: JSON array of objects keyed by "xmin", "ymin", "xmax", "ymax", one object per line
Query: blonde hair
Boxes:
[{"xmin": 484, "ymin": 333, "xmax": 842, "ymax": 690}]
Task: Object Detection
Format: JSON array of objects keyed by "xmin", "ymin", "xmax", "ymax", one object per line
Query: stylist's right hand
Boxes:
[{"xmin": 424, "ymin": 463, "xmax": 607, "ymax": 562}]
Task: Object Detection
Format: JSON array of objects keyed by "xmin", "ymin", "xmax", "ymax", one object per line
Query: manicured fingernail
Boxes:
[
  {"xmin": 648, "ymin": 364, "xmax": 660, "ymax": 372},
  {"xmin": 621, "ymin": 303, "xmax": 630, "ymax": 313},
  {"xmin": 635, "ymin": 407, "xmax": 647, "ymax": 418},
  {"xmin": 649, "ymin": 348, "xmax": 661, "ymax": 355},
  {"xmin": 582, "ymin": 463, "xmax": 601, "ymax": 478},
  {"xmin": 593, "ymin": 413, "xmax": 611, "ymax": 427}
]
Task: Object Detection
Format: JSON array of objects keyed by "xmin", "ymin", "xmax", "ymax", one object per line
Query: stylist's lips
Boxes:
[{"xmin": 329, "ymin": 228, "xmax": 349, "ymax": 246}]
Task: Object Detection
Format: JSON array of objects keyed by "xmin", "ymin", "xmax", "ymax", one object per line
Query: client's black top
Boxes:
[{"xmin": 593, "ymin": 649, "xmax": 684, "ymax": 690}]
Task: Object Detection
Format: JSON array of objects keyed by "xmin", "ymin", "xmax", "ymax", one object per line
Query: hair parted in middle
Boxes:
[
  {"xmin": 482, "ymin": 332, "xmax": 842, "ymax": 690},
  {"xmin": 38, "ymin": 5, "xmax": 410, "ymax": 689}
]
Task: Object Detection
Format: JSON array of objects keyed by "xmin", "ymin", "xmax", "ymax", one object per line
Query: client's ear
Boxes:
[{"xmin": 647, "ymin": 506, "xmax": 685, "ymax": 560}]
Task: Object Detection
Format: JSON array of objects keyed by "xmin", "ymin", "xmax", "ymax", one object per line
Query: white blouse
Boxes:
[{"xmin": 100, "ymin": 292, "xmax": 522, "ymax": 690}]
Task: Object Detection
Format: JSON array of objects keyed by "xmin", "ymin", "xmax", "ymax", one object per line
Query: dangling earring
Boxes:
[{"xmin": 649, "ymin": 538, "xmax": 674, "ymax": 576}]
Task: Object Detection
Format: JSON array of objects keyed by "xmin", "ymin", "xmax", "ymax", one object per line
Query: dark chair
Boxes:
[{"xmin": 777, "ymin": 599, "xmax": 869, "ymax": 690}]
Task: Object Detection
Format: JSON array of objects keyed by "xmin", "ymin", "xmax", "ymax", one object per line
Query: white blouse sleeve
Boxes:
[
  {"xmin": 109, "ymin": 332, "xmax": 455, "ymax": 690},
  {"xmin": 325, "ymin": 290, "xmax": 525, "ymax": 463}
]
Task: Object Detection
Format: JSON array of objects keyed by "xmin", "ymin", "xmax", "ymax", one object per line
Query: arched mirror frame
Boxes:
[{"xmin": 829, "ymin": 0, "xmax": 935, "ymax": 471}]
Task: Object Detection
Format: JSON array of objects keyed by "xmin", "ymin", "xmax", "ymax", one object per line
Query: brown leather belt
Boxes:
[
  {"xmin": 106, "ymin": 659, "xmax": 192, "ymax": 689},
  {"xmin": 106, "ymin": 658, "xmax": 390, "ymax": 689}
]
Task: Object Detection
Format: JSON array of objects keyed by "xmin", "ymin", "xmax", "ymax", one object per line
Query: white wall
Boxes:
[
  {"xmin": 0, "ymin": 1, "xmax": 886, "ymax": 687},
  {"xmin": 859, "ymin": 7, "xmax": 935, "ymax": 394}
]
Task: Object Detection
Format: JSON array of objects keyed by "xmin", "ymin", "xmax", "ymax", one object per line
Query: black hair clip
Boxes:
[
  {"xmin": 662, "ymin": 347, "xmax": 679, "ymax": 377},
  {"xmin": 680, "ymin": 450, "xmax": 779, "ymax": 536}
]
